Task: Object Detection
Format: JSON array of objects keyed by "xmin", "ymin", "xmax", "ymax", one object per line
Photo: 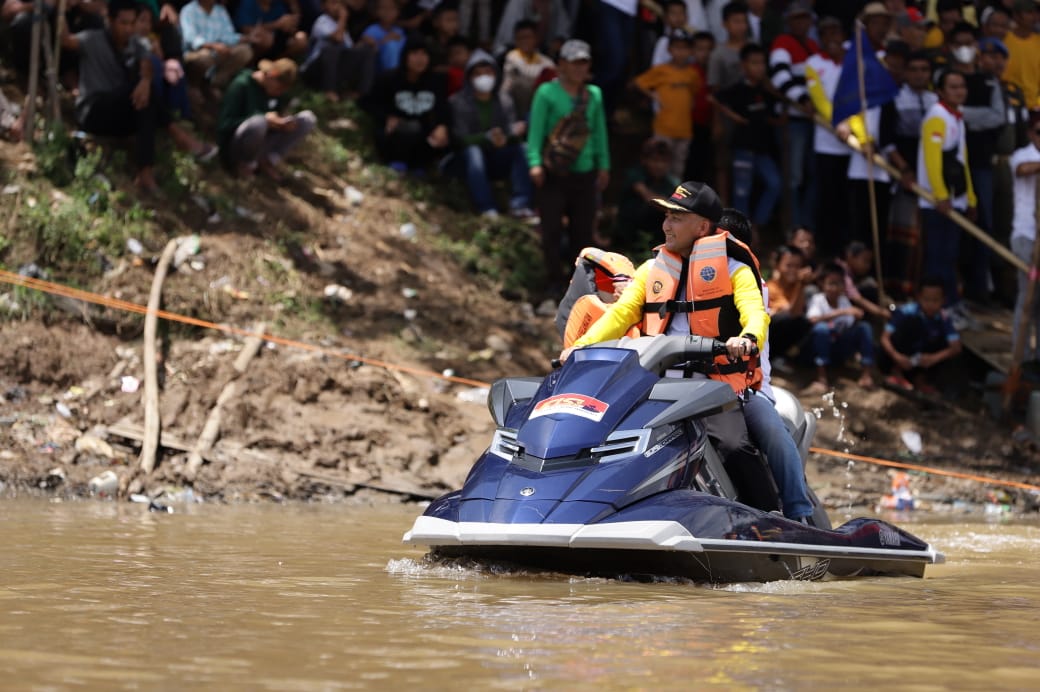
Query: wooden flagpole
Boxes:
[
  {"xmin": 854, "ymin": 20, "xmax": 887, "ymax": 302},
  {"xmin": 22, "ymin": 0, "xmax": 42, "ymax": 142},
  {"xmin": 1002, "ymin": 175, "xmax": 1040, "ymax": 414}
]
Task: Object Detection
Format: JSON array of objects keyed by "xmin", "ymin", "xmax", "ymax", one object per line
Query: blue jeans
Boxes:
[
  {"xmin": 732, "ymin": 149, "xmax": 781, "ymax": 226},
  {"xmin": 776, "ymin": 118, "xmax": 816, "ymax": 229},
  {"xmin": 743, "ymin": 391, "xmax": 814, "ymax": 519},
  {"xmin": 810, "ymin": 321, "xmax": 875, "ymax": 367},
  {"xmin": 922, "ymin": 208, "xmax": 962, "ymax": 306},
  {"xmin": 461, "ymin": 143, "xmax": 533, "ymax": 213}
]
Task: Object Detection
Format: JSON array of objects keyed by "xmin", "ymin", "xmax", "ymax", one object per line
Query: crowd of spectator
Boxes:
[{"xmin": 4, "ymin": 0, "xmax": 1040, "ymax": 392}]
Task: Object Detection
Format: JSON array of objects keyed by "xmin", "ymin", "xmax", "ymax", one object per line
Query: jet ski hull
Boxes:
[{"xmin": 404, "ymin": 494, "xmax": 945, "ymax": 583}]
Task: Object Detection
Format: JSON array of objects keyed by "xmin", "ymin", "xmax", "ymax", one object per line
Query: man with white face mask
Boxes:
[
  {"xmin": 947, "ymin": 21, "xmax": 1005, "ymax": 305},
  {"xmin": 448, "ymin": 48, "xmax": 535, "ymax": 219}
]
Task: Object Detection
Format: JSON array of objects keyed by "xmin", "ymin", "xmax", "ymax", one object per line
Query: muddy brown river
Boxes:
[{"xmin": 2, "ymin": 497, "xmax": 1038, "ymax": 689}]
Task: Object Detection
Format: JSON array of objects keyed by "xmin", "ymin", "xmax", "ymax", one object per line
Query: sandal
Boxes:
[{"xmin": 885, "ymin": 374, "xmax": 913, "ymax": 392}]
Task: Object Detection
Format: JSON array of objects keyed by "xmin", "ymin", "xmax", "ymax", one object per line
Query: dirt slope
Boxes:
[{"xmin": 1, "ymin": 133, "xmax": 1039, "ymax": 514}]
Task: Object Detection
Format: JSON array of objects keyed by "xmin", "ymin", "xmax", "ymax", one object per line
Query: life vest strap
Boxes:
[
  {"xmin": 714, "ymin": 360, "xmax": 751, "ymax": 375},
  {"xmin": 643, "ymin": 300, "xmax": 694, "ymax": 317},
  {"xmin": 691, "ymin": 296, "xmax": 730, "ymax": 311}
]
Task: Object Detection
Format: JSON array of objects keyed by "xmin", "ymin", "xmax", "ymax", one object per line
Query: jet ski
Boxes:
[{"xmin": 404, "ymin": 335, "xmax": 944, "ymax": 583}]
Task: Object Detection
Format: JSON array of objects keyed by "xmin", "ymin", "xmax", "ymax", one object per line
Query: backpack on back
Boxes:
[{"xmin": 541, "ymin": 86, "xmax": 590, "ymax": 175}]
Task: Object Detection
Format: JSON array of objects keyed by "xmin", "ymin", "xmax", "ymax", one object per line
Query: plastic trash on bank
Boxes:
[{"xmin": 880, "ymin": 471, "xmax": 915, "ymax": 511}]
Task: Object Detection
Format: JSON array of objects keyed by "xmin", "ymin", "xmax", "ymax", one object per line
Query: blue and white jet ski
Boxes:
[{"xmin": 404, "ymin": 335, "xmax": 944, "ymax": 582}]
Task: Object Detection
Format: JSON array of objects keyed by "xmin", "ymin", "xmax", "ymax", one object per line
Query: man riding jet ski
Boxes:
[
  {"xmin": 561, "ymin": 188, "xmax": 817, "ymax": 525},
  {"xmin": 404, "ymin": 183, "xmax": 943, "ymax": 582}
]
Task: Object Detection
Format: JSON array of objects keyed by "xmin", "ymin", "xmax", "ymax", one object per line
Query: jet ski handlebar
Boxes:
[
  {"xmin": 632, "ymin": 335, "xmax": 725, "ymax": 374},
  {"xmin": 552, "ymin": 335, "xmax": 758, "ymax": 373}
]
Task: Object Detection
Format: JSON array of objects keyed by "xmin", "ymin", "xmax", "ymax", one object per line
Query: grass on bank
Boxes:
[{"xmin": 0, "ymin": 94, "xmax": 546, "ymax": 326}]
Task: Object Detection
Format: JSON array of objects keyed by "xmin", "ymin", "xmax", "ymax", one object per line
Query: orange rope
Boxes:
[
  {"xmin": 0, "ymin": 268, "xmax": 491, "ymax": 388},
  {"xmin": 5, "ymin": 268, "xmax": 1040, "ymax": 493},
  {"xmin": 809, "ymin": 447, "xmax": 1040, "ymax": 493}
]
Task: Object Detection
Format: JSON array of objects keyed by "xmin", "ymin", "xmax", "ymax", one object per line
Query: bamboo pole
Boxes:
[
  {"xmin": 1002, "ymin": 175, "xmax": 1040, "ymax": 414},
  {"xmin": 184, "ymin": 324, "xmax": 265, "ymax": 481},
  {"xmin": 22, "ymin": 0, "xmax": 42, "ymax": 142},
  {"xmin": 140, "ymin": 239, "xmax": 179, "ymax": 473},
  {"xmin": 39, "ymin": 19, "xmax": 60, "ymax": 124},
  {"xmin": 49, "ymin": 0, "xmax": 68, "ymax": 125},
  {"xmin": 854, "ymin": 21, "xmax": 887, "ymax": 302},
  {"xmin": 811, "ymin": 112, "xmax": 1029, "ymax": 274}
]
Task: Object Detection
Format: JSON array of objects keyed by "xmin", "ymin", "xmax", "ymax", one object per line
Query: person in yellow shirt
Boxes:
[
  {"xmin": 559, "ymin": 182, "xmax": 777, "ymax": 511},
  {"xmin": 564, "ymin": 182, "xmax": 767, "ymax": 360},
  {"xmin": 633, "ymin": 30, "xmax": 703, "ymax": 178},
  {"xmin": 1004, "ymin": 0, "xmax": 1040, "ymax": 110},
  {"xmin": 918, "ymin": 70, "xmax": 977, "ymax": 309}
]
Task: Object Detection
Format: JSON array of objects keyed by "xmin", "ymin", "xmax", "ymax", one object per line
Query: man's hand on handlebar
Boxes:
[
  {"xmin": 557, "ymin": 346, "xmax": 575, "ymax": 365},
  {"xmin": 724, "ymin": 336, "xmax": 756, "ymax": 361}
]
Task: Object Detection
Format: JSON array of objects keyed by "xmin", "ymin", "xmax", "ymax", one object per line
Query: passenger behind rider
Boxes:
[
  {"xmin": 559, "ymin": 181, "xmax": 815, "ymax": 523},
  {"xmin": 716, "ymin": 208, "xmax": 815, "ymax": 524}
]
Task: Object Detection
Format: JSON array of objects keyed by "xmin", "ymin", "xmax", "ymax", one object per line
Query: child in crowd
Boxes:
[
  {"xmin": 615, "ymin": 137, "xmax": 680, "ymax": 254},
  {"xmin": 427, "ymin": 3, "xmax": 462, "ymax": 72},
  {"xmin": 634, "ymin": 30, "xmax": 702, "ymax": 178},
  {"xmin": 765, "ymin": 245, "xmax": 811, "ymax": 361},
  {"xmin": 301, "ymin": 0, "xmax": 376, "ymax": 101},
  {"xmin": 787, "ymin": 226, "xmax": 819, "ymax": 282},
  {"xmin": 651, "ymin": 0, "xmax": 693, "ymax": 66},
  {"xmin": 234, "ymin": 0, "xmax": 308, "ymax": 61},
  {"xmin": 444, "ymin": 35, "xmax": 471, "ymax": 95},
  {"xmin": 500, "ymin": 19, "xmax": 555, "ymax": 119},
  {"xmin": 715, "ymin": 42, "xmax": 780, "ymax": 231},
  {"xmin": 708, "ymin": 1, "xmax": 749, "ymax": 91},
  {"xmin": 837, "ymin": 241, "xmax": 891, "ymax": 320},
  {"xmin": 708, "ymin": 1, "xmax": 750, "ymax": 204},
  {"xmin": 361, "ymin": 0, "xmax": 406, "ymax": 73},
  {"xmin": 880, "ymin": 278, "xmax": 962, "ymax": 394},
  {"xmin": 685, "ymin": 30, "xmax": 715, "ymax": 182},
  {"xmin": 806, "ymin": 262, "xmax": 877, "ymax": 393}
]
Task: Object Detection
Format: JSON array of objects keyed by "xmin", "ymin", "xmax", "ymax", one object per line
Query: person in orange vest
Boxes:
[
  {"xmin": 555, "ymin": 247, "xmax": 638, "ymax": 348},
  {"xmin": 559, "ymin": 181, "xmax": 814, "ymax": 523}
]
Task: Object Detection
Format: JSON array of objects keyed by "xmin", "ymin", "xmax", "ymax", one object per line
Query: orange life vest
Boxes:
[
  {"xmin": 640, "ymin": 232, "xmax": 763, "ymax": 393},
  {"xmin": 563, "ymin": 294, "xmax": 640, "ymax": 348},
  {"xmin": 561, "ymin": 248, "xmax": 640, "ymax": 348},
  {"xmin": 576, "ymin": 247, "xmax": 636, "ymax": 290}
]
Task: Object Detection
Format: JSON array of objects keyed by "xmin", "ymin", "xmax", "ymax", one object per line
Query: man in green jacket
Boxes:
[
  {"xmin": 217, "ymin": 58, "xmax": 316, "ymax": 180},
  {"xmin": 526, "ymin": 39, "xmax": 610, "ymax": 297}
]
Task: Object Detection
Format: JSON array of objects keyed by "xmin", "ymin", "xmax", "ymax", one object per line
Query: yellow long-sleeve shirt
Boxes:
[
  {"xmin": 917, "ymin": 102, "xmax": 976, "ymax": 210},
  {"xmin": 572, "ymin": 256, "xmax": 769, "ymax": 348}
]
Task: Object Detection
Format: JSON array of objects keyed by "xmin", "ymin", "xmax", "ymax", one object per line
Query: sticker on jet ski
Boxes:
[{"xmin": 529, "ymin": 393, "xmax": 610, "ymax": 422}]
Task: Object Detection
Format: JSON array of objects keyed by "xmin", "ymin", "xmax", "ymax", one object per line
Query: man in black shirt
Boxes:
[{"xmin": 949, "ymin": 22, "xmax": 1005, "ymax": 302}]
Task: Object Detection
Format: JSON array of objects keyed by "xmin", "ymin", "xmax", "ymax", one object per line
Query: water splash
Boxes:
[
  {"xmin": 844, "ymin": 460, "xmax": 856, "ymax": 521},
  {"xmin": 821, "ymin": 391, "xmax": 854, "ymax": 449}
]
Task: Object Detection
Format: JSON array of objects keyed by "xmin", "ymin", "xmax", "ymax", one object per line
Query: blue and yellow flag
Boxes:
[{"xmin": 831, "ymin": 25, "xmax": 899, "ymax": 126}]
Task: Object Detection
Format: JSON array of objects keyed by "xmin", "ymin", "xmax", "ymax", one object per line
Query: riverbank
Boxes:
[
  {"xmin": 3, "ymin": 314, "xmax": 1039, "ymax": 516},
  {"xmin": 2, "ymin": 116, "xmax": 1039, "ymax": 516}
]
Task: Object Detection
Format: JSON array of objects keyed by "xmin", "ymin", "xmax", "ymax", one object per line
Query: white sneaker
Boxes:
[{"xmin": 480, "ymin": 209, "xmax": 500, "ymax": 220}]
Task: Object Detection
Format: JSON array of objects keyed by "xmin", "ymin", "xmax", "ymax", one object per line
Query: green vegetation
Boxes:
[
  {"xmin": 435, "ymin": 217, "xmax": 545, "ymax": 299},
  {"xmin": 0, "ymin": 91, "xmax": 549, "ymax": 322},
  {"xmin": 17, "ymin": 128, "xmax": 156, "ymax": 271}
]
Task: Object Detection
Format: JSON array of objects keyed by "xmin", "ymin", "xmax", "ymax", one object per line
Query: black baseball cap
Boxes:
[{"xmin": 651, "ymin": 181, "xmax": 723, "ymax": 222}]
